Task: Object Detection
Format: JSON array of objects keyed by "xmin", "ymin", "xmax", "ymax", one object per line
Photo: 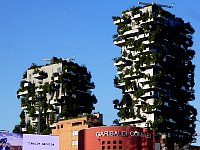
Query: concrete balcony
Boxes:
[
  {"xmin": 24, "ymin": 82, "xmax": 30, "ymax": 87},
  {"xmin": 119, "ymin": 117, "xmax": 143, "ymax": 124},
  {"xmin": 142, "ymin": 40, "xmax": 154, "ymax": 45},
  {"xmin": 54, "ymin": 76, "xmax": 59, "ymax": 81},
  {"xmin": 117, "ymin": 70, "xmax": 123, "ymax": 75},
  {"xmin": 33, "ymin": 72, "xmax": 47, "ymax": 80},
  {"xmin": 114, "ymin": 60, "xmax": 125, "ymax": 66},
  {"xmin": 35, "ymin": 88, "xmax": 43, "ymax": 92},
  {"xmin": 47, "ymin": 109, "xmax": 55, "ymax": 113},
  {"xmin": 87, "ymin": 90, "xmax": 92, "ymax": 95},
  {"xmin": 50, "ymin": 123, "xmax": 56, "ymax": 128},
  {"xmin": 114, "ymin": 39, "xmax": 125, "ymax": 46},
  {"xmin": 65, "ymin": 70, "xmax": 76, "ymax": 76},
  {"xmin": 22, "ymin": 128, "xmax": 27, "ymax": 132},
  {"xmin": 115, "ymin": 82, "xmax": 125, "ymax": 88},
  {"xmin": 140, "ymin": 18, "xmax": 154, "ymax": 24},
  {"xmin": 18, "ymin": 90, "xmax": 28, "ymax": 96},
  {"xmin": 35, "ymin": 111, "xmax": 39, "ymax": 115},
  {"xmin": 114, "ymin": 19, "xmax": 124, "ymax": 25},
  {"xmin": 32, "ymin": 118, "xmax": 38, "ymax": 123},
  {"xmin": 114, "ymin": 104, "xmax": 120, "ymax": 110},
  {"xmin": 166, "ymin": 118, "xmax": 176, "ymax": 124},
  {"xmin": 86, "ymin": 83, "xmax": 95, "ymax": 89},
  {"xmin": 146, "ymin": 99, "xmax": 154, "ymax": 105},
  {"xmin": 50, "ymin": 99, "xmax": 59, "ymax": 105},
  {"xmin": 143, "ymin": 108, "xmax": 161, "ymax": 114},
  {"xmin": 21, "ymin": 106, "xmax": 27, "ymax": 110},
  {"xmin": 72, "ymin": 94, "xmax": 76, "ymax": 98},
  {"xmin": 123, "ymin": 29, "xmax": 139, "ymax": 36},
  {"xmin": 135, "ymin": 101, "xmax": 142, "ymax": 106},
  {"xmin": 135, "ymin": 34, "xmax": 145, "ymax": 40},
  {"xmin": 140, "ymin": 92, "xmax": 153, "ymax": 98},
  {"xmin": 133, "ymin": 14, "xmax": 140, "ymax": 19},
  {"xmin": 124, "ymin": 74, "xmax": 132, "ymax": 78},
  {"xmin": 124, "ymin": 88, "xmax": 134, "ymax": 93},
  {"xmin": 126, "ymin": 45, "xmax": 134, "ymax": 50}
]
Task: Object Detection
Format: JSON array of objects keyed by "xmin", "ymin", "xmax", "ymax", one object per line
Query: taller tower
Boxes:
[
  {"xmin": 112, "ymin": 3, "xmax": 197, "ymax": 147},
  {"xmin": 16, "ymin": 57, "xmax": 97, "ymax": 134}
]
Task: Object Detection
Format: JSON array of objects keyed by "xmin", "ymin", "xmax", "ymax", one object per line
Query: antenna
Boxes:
[
  {"xmin": 42, "ymin": 55, "xmax": 78, "ymax": 61},
  {"xmin": 42, "ymin": 58, "xmax": 51, "ymax": 61},
  {"xmin": 62, "ymin": 58, "xmax": 75, "ymax": 61},
  {"xmin": 62, "ymin": 55, "xmax": 78, "ymax": 62},
  {"xmin": 138, "ymin": 2, "xmax": 173, "ymax": 8}
]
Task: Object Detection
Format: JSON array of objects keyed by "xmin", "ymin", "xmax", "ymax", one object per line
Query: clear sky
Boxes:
[{"xmin": 0, "ymin": 0, "xmax": 200, "ymax": 146}]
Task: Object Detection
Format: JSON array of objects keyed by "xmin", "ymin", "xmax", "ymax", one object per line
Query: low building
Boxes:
[
  {"xmin": 52, "ymin": 113, "xmax": 103, "ymax": 150},
  {"xmin": 78, "ymin": 126, "xmax": 155, "ymax": 150}
]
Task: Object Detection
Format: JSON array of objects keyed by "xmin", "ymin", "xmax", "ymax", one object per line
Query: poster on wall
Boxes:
[
  {"xmin": 23, "ymin": 134, "xmax": 59, "ymax": 150},
  {"xmin": 0, "ymin": 132, "xmax": 23, "ymax": 150}
]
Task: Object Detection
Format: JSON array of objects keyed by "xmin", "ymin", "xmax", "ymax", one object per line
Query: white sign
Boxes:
[
  {"xmin": 23, "ymin": 134, "xmax": 59, "ymax": 150},
  {"xmin": 96, "ymin": 130, "xmax": 151, "ymax": 138}
]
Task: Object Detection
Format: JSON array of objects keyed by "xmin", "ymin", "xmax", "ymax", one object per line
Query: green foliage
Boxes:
[
  {"xmin": 26, "ymin": 124, "xmax": 36, "ymax": 134},
  {"xmin": 23, "ymin": 71, "xmax": 27, "ymax": 79},
  {"xmin": 13, "ymin": 125, "xmax": 22, "ymax": 133},
  {"xmin": 112, "ymin": 16, "xmax": 121, "ymax": 21},
  {"xmin": 133, "ymin": 88, "xmax": 144, "ymax": 99},
  {"xmin": 112, "ymin": 119, "xmax": 120, "ymax": 125},
  {"xmin": 28, "ymin": 63, "xmax": 39, "ymax": 70},
  {"xmin": 42, "ymin": 126, "xmax": 51, "ymax": 135}
]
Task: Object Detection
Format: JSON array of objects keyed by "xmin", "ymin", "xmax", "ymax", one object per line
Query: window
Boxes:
[
  {"xmin": 29, "ymin": 74, "xmax": 32, "ymax": 80},
  {"xmin": 107, "ymin": 146, "xmax": 110, "ymax": 149},
  {"xmin": 57, "ymin": 67, "xmax": 62, "ymax": 73},
  {"xmin": 57, "ymin": 125, "xmax": 59, "ymax": 129},
  {"xmin": 61, "ymin": 124, "xmax": 63, "ymax": 128},
  {"xmin": 113, "ymin": 146, "xmax": 116, "ymax": 149},
  {"xmin": 72, "ymin": 130, "xmax": 79, "ymax": 136},
  {"xmin": 107, "ymin": 141, "xmax": 110, "ymax": 144},
  {"xmin": 119, "ymin": 145, "xmax": 122, "ymax": 149},
  {"xmin": 72, "ymin": 122, "xmax": 82, "ymax": 126},
  {"xmin": 113, "ymin": 140, "xmax": 116, "ymax": 144},
  {"xmin": 102, "ymin": 146, "xmax": 105, "ymax": 150},
  {"xmin": 102, "ymin": 141, "xmax": 105, "ymax": 145},
  {"xmin": 72, "ymin": 140, "xmax": 78, "ymax": 146},
  {"xmin": 119, "ymin": 140, "xmax": 122, "ymax": 144}
]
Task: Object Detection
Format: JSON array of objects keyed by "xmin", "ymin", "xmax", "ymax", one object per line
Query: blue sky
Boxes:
[{"xmin": 0, "ymin": 0, "xmax": 200, "ymax": 145}]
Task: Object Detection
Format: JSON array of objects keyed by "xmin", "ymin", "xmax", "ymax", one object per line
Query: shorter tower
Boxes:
[{"xmin": 16, "ymin": 57, "xmax": 97, "ymax": 134}]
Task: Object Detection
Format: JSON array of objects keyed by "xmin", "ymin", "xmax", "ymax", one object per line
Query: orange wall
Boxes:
[{"xmin": 52, "ymin": 117, "xmax": 89, "ymax": 150}]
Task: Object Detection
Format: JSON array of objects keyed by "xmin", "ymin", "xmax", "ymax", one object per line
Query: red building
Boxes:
[{"xmin": 78, "ymin": 126, "xmax": 155, "ymax": 150}]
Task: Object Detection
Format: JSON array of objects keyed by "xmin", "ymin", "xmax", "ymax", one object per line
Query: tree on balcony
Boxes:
[{"xmin": 112, "ymin": 4, "xmax": 196, "ymax": 147}]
